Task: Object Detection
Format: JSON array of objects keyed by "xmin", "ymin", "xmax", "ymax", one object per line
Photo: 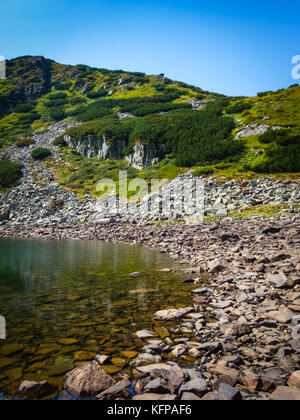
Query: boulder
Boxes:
[
  {"xmin": 65, "ymin": 361, "xmax": 115, "ymax": 398},
  {"xmin": 270, "ymin": 386, "xmax": 300, "ymax": 401},
  {"xmin": 154, "ymin": 307, "xmax": 194, "ymax": 321},
  {"xmin": 287, "ymin": 371, "xmax": 300, "ymax": 390},
  {"xmin": 19, "ymin": 380, "xmax": 55, "ymax": 400}
]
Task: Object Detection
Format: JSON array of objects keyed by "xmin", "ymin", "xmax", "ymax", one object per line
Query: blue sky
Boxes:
[{"xmin": 1, "ymin": 0, "xmax": 299, "ymax": 96}]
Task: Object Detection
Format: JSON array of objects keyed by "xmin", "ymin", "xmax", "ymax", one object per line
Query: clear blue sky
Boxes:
[{"xmin": 1, "ymin": 0, "xmax": 299, "ymax": 96}]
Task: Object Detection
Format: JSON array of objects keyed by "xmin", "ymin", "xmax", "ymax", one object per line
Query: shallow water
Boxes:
[{"xmin": 0, "ymin": 238, "xmax": 196, "ymax": 398}]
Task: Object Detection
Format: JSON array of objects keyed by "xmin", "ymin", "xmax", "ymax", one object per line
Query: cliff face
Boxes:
[{"xmin": 64, "ymin": 134, "xmax": 161, "ymax": 169}]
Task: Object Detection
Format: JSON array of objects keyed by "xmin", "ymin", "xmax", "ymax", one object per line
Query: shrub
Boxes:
[
  {"xmin": 226, "ymin": 101, "xmax": 252, "ymax": 114},
  {"xmin": 193, "ymin": 167, "xmax": 214, "ymax": 176},
  {"xmin": 15, "ymin": 137, "xmax": 35, "ymax": 148},
  {"xmin": 70, "ymin": 96, "xmax": 87, "ymax": 105},
  {"xmin": 53, "ymin": 136, "xmax": 67, "ymax": 147},
  {"xmin": 49, "ymin": 108, "xmax": 66, "ymax": 121},
  {"xmin": 0, "ymin": 159, "xmax": 23, "ymax": 188},
  {"xmin": 13, "ymin": 103, "xmax": 35, "ymax": 113},
  {"xmin": 54, "ymin": 82, "xmax": 72, "ymax": 90},
  {"xmin": 31, "ymin": 147, "xmax": 52, "ymax": 160},
  {"xmin": 48, "ymin": 92, "xmax": 68, "ymax": 100},
  {"xmin": 259, "ymin": 128, "xmax": 300, "ymax": 146},
  {"xmin": 86, "ymin": 90, "xmax": 108, "ymax": 99},
  {"xmin": 252, "ymin": 144, "xmax": 300, "ymax": 173},
  {"xmin": 44, "ymin": 99, "xmax": 69, "ymax": 108}
]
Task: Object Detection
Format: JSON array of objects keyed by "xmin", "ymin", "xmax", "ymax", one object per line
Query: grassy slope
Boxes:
[
  {"xmin": 0, "ymin": 57, "xmax": 299, "ymax": 201},
  {"xmin": 193, "ymin": 85, "xmax": 300, "ymax": 180}
]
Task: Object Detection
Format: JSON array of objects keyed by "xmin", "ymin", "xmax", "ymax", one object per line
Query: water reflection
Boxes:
[{"xmin": 0, "ymin": 238, "xmax": 193, "ymax": 398}]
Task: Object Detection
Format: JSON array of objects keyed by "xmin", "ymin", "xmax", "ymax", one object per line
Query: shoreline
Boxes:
[{"xmin": 1, "ymin": 216, "xmax": 300, "ymax": 400}]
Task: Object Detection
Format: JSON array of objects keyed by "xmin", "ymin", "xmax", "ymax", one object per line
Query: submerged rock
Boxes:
[
  {"xmin": 19, "ymin": 380, "xmax": 55, "ymax": 400},
  {"xmin": 154, "ymin": 307, "xmax": 194, "ymax": 321}
]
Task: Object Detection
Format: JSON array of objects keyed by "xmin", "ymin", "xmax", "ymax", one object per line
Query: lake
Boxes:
[{"xmin": 0, "ymin": 238, "xmax": 195, "ymax": 398}]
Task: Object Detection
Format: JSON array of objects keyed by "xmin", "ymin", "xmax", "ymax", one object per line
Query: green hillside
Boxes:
[{"xmin": 0, "ymin": 56, "xmax": 299, "ymax": 192}]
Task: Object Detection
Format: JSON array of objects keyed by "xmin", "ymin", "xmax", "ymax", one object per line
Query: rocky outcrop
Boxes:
[
  {"xmin": 64, "ymin": 134, "xmax": 126, "ymax": 160},
  {"xmin": 64, "ymin": 133, "xmax": 161, "ymax": 169},
  {"xmin": 125, "ymin": 142, "xmax": 161, "ymax": 169},
  {"xmin": 235, "ymin": 124, "xmax": 282, "ymax": 139}
]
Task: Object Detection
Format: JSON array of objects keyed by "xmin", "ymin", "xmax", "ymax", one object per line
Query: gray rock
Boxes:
[
  {"xmin": 267, "ymin": 274, "xmax": 289, "ymax": 289},
  {"xmin": 65, "ymin": 361, "xmax": 115, "ymax": 398},
  {"xmin": 218, "ymin": 383, "xmax": 242, "ymax": 400},
  {"xmin": 181, "ymin": 392, "xmax": 201, "ymax": 400},
  {"xmin": 133, "ymin": 393, "xmax": 177, "ymax": 401},
  {"xmin": 179, "ymin": 378, "xmax": 207, "ymax": 397},
  {"xmin": 154, "ymin": 307, "xmax": 194, "ymax": 321},
  {"xmin": 97, "ymin": 379, "xmax": 130, "ymax": 400},
  {"xmin": 18, "ymin": 380, "xmax": 55, "ymax": 399}
]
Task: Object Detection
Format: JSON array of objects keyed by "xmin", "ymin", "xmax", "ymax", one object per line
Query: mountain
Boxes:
[{"xmin": 0, "ymin": 56, "xmax": 299, "ymax": 195}]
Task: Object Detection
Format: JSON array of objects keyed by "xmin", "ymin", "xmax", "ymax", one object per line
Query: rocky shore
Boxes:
[{"xmin": 1, "ymin": 215, "xmax": 300, "ymax": 400}]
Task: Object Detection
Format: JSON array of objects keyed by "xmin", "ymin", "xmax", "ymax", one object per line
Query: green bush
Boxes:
[
  {"xmin": 252, "ymin": 144, "xmax": 300, "ymax": 173},
  {"xmin": 53, "ymin": 136, "xmax": 67, "ymax": 147},
  {"xmin": 259, "ymin": 128, "xmax": 300, "ymax": 146},
  {"xmin": 48, "ymin": 92, "xmax": 68, "ymax": 100},
  {"xmin": 226, "ymin": 101, "xmax": 252, "ymax": 114},
  {"xmin": 86, "ymin": 90, "xmax": 108, "ymax": 99},
  {"xmin": 0, "ymin": 159, "xmax": 23, "ymax": 188},
  {"xmin": 15, "ymin": 137, "xmax": 35, "ymax": 148},
  {"xmin": 54, "ymin": 82, "xmax": 72, "ymax": 90},
  {"xmin": 31, "ymin": 147, "xmax": 52, "ymax": 160},
  {"xmin": 193, "ymin": 167, "xmax": 214, "ymax": 176},
  {"xmin": 44, "ymin": 99, "xmax": 69, "ymax": 108},
  {"xmin": 49, "ymin": 108, "xmax": 66, "ymax": 121},
  {"xmin": 13, "ymin": 103, "xmax": 35, "ymax": 113}
]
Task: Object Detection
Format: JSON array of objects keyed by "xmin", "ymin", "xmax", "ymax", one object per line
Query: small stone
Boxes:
[
  {"xmin": 0, "ymin": 344, "xmax": 24, "ymax": 356},
  {"xmin": 74, "ymin": 351, "xmax": 96, "ymax": 361},
  {"xmin": 202, "ymin": 392, "xmax": 227, "ymax": 401},
  {"xmin": 153, "ymin": 326, "xmax": 170, "ymax": 339},
  {"xmin": 19, "ymin": 380, "xmax": 55, "ymax": 400},
  {"xmin": 120, "ymin": 351, "xmax": 139, "ymax": 359},
  {"xmin": 131, "ymin": 353, "xmax": 161, "ymax": 367},
  {"xmin": 181, "ymin": 392, "xmax": 201, "ymax": 400},
  {"xmin": 218, "ymin": 383, "xmax": 242, "ymax": 400},
  {"xmin": 154, "ymin": 307, "xmax": 194, "ymax": 321},
  {"xmin": 267, "ymin": 307, "xmax": 295, "ymax": 324},
  {"xmin": 240, "ymin": 370, "xmax": 261, "ymax": 391},
  {"xmin": 95, "ymin": 355, "xmax": 110, "ymax": 365},
  {"xmin": 287, "ymin": 371, "xmax": 300, "ymax": 390},
  {"xmin": 145, "ymin": 378, "xmax": 170, "ymax": 394},
  {"xmin": 97, "ymin": 379, "xmax": 130, "ymax": 400},
  {"xmin": 133, "ymin": 394, "xmax": 177, "ymax": 401},
  {"xmin": 270, "ymin": 386, "xmax": 300, "ymax": 401},
  {"xmin": 136, "ymin": 330, "xmax": 154, "ymax": 339},
  {"xmin": 208, "ymin": 259, "xmax": 225, "ymax": 274},
  {"xmin": 171, "ymin": 344, "xmax": 186, "ymax": 358},
  {"xmin": 179, "ymin": 378, "xmax": 207, "ymax": 397},
  {"xmin": 267, "ymin": 274, "xmax": 289, "ymax": 289}
]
